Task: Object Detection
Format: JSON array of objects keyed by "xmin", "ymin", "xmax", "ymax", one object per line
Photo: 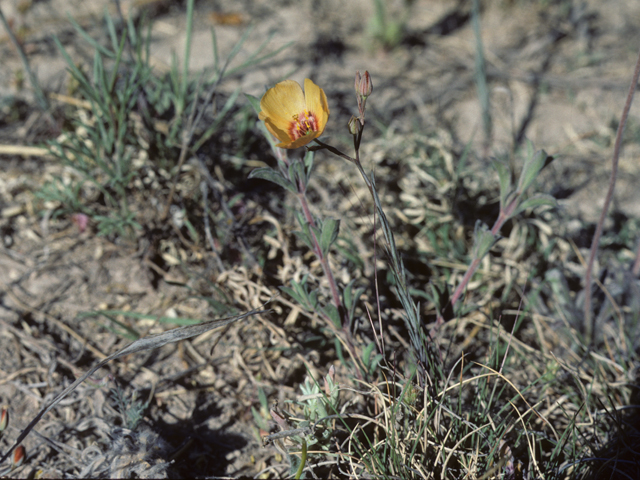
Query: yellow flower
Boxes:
[{"xmin": 259, "ymin": 78, "xmax": 330, "ymax": 149}]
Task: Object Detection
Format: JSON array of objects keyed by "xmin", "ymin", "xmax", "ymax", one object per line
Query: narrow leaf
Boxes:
[
  {"xmin": 249, "ymin": 167, "xmax": 297, "ymax": 193},
  {"xmin": 320, "ymin": 218, "xmax": 340, "ymax": 256},
  {"xmin": 514, "ymin": 193, "xmax": 556, "ymax": 216}
]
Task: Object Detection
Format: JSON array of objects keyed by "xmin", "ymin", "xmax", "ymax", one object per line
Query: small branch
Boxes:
[
  {"xmin": 584, "ymin": 45, "xmax": 640, "ymax": 343},
  {"xmin": 313, "ymin": 140, "xmax": 356, "ymax": 164}
]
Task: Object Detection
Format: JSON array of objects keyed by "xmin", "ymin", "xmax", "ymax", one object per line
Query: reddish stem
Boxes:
[
  {"xmin": 447, "ymin": 194, "xmax": 518, "ymax": 316},
  {"xmin": 296, "ymin": 190, "xmax": 343, "ymax": 318},
  {"xmin": 584, "ymin": 45, "xmax": 640, "ymax": 343}
]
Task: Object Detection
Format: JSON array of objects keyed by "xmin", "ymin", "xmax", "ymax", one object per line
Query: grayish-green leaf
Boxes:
[
  {"xmin": 249, "ymin": 167, "xmax": 297, "ymax": 193},
  {"xmin": 320, "ymin": 218, "xmax": 340, "ymax": 256},
  {"xmin": 514, "ymin": 193, "xmax": 556, "ymax": 216},
  {"xmin": 517, "ymin": 148, "xmax": 549, "ymax": 194},
  {"xmin": 492, "ymin": 158, "xmax": 512, "ymax": 208},
  {"xmin": 472, "ymin": 220, "xmax": 500, "ymax": 260}
]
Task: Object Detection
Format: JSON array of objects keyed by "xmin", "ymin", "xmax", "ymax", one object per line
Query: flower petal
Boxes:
[
  {"xmin": 278, "ymin": 130, "xmax": 320, "ymax": 149},
  {"xmin": 263, "ymin": 117, "xmax": 292, "ymax": 145},
  {"xmin": 259, "ymin": 80, "xmax": 305, "ymax": 130},
  {"xmin": 303, "ymin": 78, "xmax": 330, "ymax": 135}
]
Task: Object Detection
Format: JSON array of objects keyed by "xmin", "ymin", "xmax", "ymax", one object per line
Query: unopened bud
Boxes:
[
  {"xmin": 347, "ymin": 116, "xmax": 359, "ymax": 135},
  {"xmin": 12, "ymin": 445, "xmax": 25, "ymax": 469},
  {"xmin": 0, "ymin": 406, "xmax": 7, "ymax": 434},
  {"xmin": 355, "ymin": 70, "xmax": 373, "ymax": 98}
]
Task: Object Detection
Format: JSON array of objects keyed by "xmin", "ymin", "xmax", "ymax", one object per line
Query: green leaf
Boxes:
[
  {"xmin": 251, "ymin": 406, "xmax": 269, "ymax": 431},
  {"xmin": 303, "ymin": 149, "xmax": 315, "ymax": 177},
  {"xmin": 249, "ymin": 167, "xmax": 297, "ymax": 193},
  {"xmin": 369, "ymin": 354, "xmax": 383, "ymax": 375},
  {"xmin": 343, "ymin": 280, "xmax": 356, "ymax": 312},
  {"xmin": 245, "ymin": 93, "xmax": 261, "ymax": 115},
  {"xmin": 320, "ymin": 218, "xmax": 340, "ymax": 256},
  {"xmin": 472, "ymin": 220, "xmax": 500, "ymax": 260},
  {"xmin": 514, "ymin": 193, "xmax": 556, "ymax": 216},
  {"xmin": 322, "ymin": 304, "xmax": 341, "ymax": 328},
  {"xmin": 258, "ymin": 387, "xmax": 268, "ymax": 411},
  {"xmin": 363, "ymin": 342, "xmax": 376, "ymax": 367},
  {"xmin": 289, "ymin": 158, "xmax": 307, "ymax": 189},
  {"xmin": 492, "ymin": 158, "xmax": 512, "ymax": 208},
  {"xmin": 280, "ymin": 285, "xmax": 310, "ymax": 310},
  {"xmin": 517, "ymin": 148, "xmax": 550, "ymax": 194}
]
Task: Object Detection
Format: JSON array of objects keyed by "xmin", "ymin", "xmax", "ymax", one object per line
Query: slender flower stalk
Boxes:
[
  {"xmin": 297, "ymin": 191, "xmax": 343, "ymax": 314},
  {"xmin": 585, "ymin": 46, "xmax": 640, "ymax": 342},
  {"xmin": 313, "ymin": 71, "xmax": 446, "ymax": 389}
]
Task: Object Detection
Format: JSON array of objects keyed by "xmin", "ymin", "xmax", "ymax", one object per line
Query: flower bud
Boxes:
[
  {"xmin": 347, "ymin": 116, "xmax": 359, "ymax": 135},
  {"xmin": 355, "ymin": 70, "xmax": 373, "ymax": 98},
  {"xmin": 12, "ymin": 445, "xmax": 25, "ymax": 469},
  {"xmin": 0, "ymin": 406, "xmax": 7, "ymax": 434}
]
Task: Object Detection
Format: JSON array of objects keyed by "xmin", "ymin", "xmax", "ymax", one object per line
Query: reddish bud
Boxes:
[
  {"xmin": 0, "ymin": 406, "xmax": 8, "ymax": 433},
  {"xmin": 355, "ymin": 70, "xmax": 372, "ymax": 98},
  {"xmin": 12, "ymin": 445, "xmax": 25, "ymax": 469}
]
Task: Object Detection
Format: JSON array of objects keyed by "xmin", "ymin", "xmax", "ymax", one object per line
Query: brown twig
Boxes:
[{"xmin": 584, "ymin": 45, "xmax": 640, "ymax": 343}]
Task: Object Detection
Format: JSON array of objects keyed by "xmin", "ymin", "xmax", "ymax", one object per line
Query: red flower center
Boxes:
[{"xmin": 289, "ymin": 110, "xmax": 319, "ymax": 141}]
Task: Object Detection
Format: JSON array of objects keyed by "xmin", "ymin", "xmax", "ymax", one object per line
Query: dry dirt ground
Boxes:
[{"xmin": 1, "ymin": 0, "xmax": 640, "ymax": 478}]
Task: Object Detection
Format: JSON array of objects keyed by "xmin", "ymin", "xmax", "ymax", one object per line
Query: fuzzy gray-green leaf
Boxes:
[
  {"xmin": 517, "ymin": 148, "xmax": 549, "ymax": 194},
  {"xmin": 249, "ymin": 167, "xmax": 297, "ymax": 193},
  {"xmin": 514, "ymin": 193, "xmax": 556, "ymax": 216},
  {"xmin": 320, "ymin": 218, "xmax": 340, "ymax": 256}
]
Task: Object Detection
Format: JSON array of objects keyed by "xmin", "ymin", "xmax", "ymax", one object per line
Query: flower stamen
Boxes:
[{"xmin": 290, "ymin": 110, "xmax": 319, "ymax": 141}]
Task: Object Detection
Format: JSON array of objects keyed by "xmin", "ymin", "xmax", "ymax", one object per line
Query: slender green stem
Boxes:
[
  {"xmin": 294, "ymin": 439, "xmax": 307, "ymax": 480},
  {"xmin": 293, "ymin": 151, "xmax": 362, "ymax": 377}
]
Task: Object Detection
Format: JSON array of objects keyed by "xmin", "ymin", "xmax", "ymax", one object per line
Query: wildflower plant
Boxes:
[
  {"xmin": 249, "ymin": 69, "xmax": 565, "ymax": 478},
  {"xmin": 247, "ymin": 79, "xmax": 364, "ymax": 378}
]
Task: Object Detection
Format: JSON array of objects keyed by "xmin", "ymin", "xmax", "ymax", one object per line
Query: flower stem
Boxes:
[
  {"xmin": 293, "ymin": 160, "xmax": 362, "ymax": 377},
  {"xmin": 296, "ymin": 190, "xmax": 343, "ymax": 319},
  {"xmin": 584, "ymin": 45, "xmax": 640, "ymax": 343},
  {"xmin": 445, "ymin": 194, "xmax": 517, "ymax": 318}
]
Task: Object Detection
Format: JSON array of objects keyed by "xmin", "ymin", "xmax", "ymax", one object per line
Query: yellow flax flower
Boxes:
[{"xmin": 259, "ymin": 78, "xmax": 329, "ymax": 149}]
